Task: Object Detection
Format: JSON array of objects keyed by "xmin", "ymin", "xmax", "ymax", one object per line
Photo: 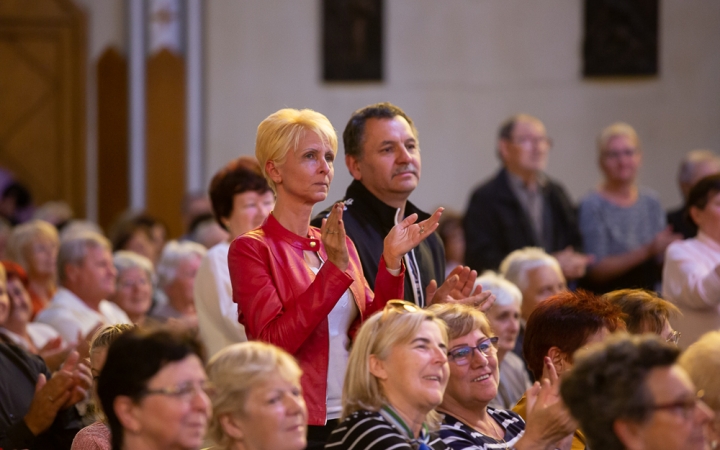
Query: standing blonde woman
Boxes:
[
  {"xmin": 229, "ymin": 108, "xmax": 442, "ymax": 449},
  {"xmin": 206, "ymin": 341, "xmax": 307, "ymax": 450},
  {"xmin": 7, "ymin": 219, "xmax": 59, "ymax": 316},
  {"xmin": 325, "ymin": 300, "xmax": 450, "ymax": 450}
]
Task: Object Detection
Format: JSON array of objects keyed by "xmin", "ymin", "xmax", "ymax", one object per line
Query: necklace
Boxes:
[{"xmin": 477, "ymin": 413, "xmax": 507, "ymax": 448}]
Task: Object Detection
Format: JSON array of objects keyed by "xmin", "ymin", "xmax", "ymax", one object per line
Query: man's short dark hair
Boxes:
[
  {"xmin": 560, "ymin": 334, "xmax": 680, "ymax": 450},
  {"xmin": 342, "ymin": 102, "xmax": 418, "ymax": 159}
]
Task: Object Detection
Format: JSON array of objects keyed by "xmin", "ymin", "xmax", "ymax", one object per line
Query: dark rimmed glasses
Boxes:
[
  {"xmin": 447, "ymin": 337, "xmax": 500, "ymax": 365},
  {"xmin": 650, "ymin": 390, "xmax": 707, "ymax": 421}
]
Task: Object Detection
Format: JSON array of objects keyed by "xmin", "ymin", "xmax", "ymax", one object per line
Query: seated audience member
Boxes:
[
  {"xmin": 0, "ymin": 263, "xmax": 91, "ymax": 450},
  {"xmin": 499, "ymin": 247, "xmax": 566, "ymax": 362},
  {"xmin": 187, "ymin": 213, "xmax": 229, "ymax": 249},
  {"xmin": 36, "ymin": 231, "xmax": 130, "ymax": 347},
  {"xmin": 663, "ymin": 174, "xmax": 720, "ymax": 347},
  {"xmin": 206, "ymin": 341, "xmax": 307, "ymax": 450},
  {"xmin": 561, "ymin": 334, "xmax": 713, "ymax": 450},
  {"xmin": 430, "ymin": 303, "xmax": 575, "ymax": 449},
  {"xmin": 325, "ymin": 301, "xmax": 449, "ymax": 449},
  {"xmin": 33, "ymin": 200, "xmax": 74, "ymax": 230},
  {"xmin": 97, "ymin": 328, "xmax": 211, "ymax": 450},
  {"xmin": 195, "ymin": 156, "xmax": 274, "ymax": 357},
  {"xmin": 604, "ymin": 288, "xmax": 681, "ymax": 344},
  {"xmin": 678, "ymin": 331, "xmax": 720, "ymax": 450},
  {"xmin": 515, "ymin": 290, "xmax": 625, "ymax": 450},
  {"xmin": 108, "ymin": 251, "xmax": 154, "ymax": 325},
  {"xmin": 464, "ymin": 114, "xmax": 590, "ymax": 280},
  {"xmin": 437, "ymin": 211, "xmax": 465, "ymax": 278},
  {"xmin": 71, "ymin": 323, "xmax": 135, "ymax": 450},
  {"xmin": 667, "ymin": 149, "xmax": 720, "ymax": 238},
  {"xmin": 6, "ymin": 219, "xmax": 59, "ymax": 317},
  {"xmin": 475, "ymin": 271, "xmax": 531, "ymax": 409},
  {"xmin": 579, "ymin": 123, "xmax": 680, "ymax": 294},
  {"xmin": 59, "ymin": 221, "xmax": 104, "ymax": 242},
  {"xmin": 109, "ymin": 213, "xmax": 159, "ymax": 266},
  {"xmin": 229, "ymin": 108, "xmax": 442, "ymax": 449},
  {"xmin": 0, "ymin": 261, "xmax": 69, "ymax": 371},
  {"xmin": 150, "ymin": 240, "xmax": 206, "ymax": 326}
]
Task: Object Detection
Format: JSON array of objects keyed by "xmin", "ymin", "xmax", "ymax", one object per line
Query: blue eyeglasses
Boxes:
[{"xmin": 447, "ymin": 337, "xmax": 500, "ymax": 365}]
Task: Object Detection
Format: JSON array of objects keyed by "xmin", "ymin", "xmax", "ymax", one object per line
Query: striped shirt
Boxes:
[
  {"xmin": 325, "ymin": 410, "xmax": 448, "ymax": 450},
  {"xmin": 440, "ymin": 408, "xmax": 525, "ymax": 449}
]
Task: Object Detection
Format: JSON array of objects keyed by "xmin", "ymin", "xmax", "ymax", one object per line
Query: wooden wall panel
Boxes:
[
  {"xmin": 0, "ymin": 0, "xmax": 86, "ymax": 217},
  {"xmin": 96, "ymin": 47, "xmax": 128, "ymax": 231},
  {"xmin": 146, "ymin": 49, "xmax": 185, "ymax": 239}
]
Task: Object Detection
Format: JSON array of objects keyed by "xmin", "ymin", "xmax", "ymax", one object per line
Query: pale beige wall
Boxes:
[{"xmin": 211, "ymin": 1, "xmax": 718, "ymax": 214}]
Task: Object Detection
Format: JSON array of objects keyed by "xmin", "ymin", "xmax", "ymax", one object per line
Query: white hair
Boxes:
[
  {"xmin": 678, "ymin": 149, "xmax": 720, "ymax": 186},
  {"xmin": 113, "ymin": 250, "xmax": 155, "ymax": 283},
  {"xmin": 156, "ymin": 240, "xmax": 206, "ymax": 288},
  {"xmin": 499, "ymin": 247, "xmax": 562, "ymax": 292},
  {"xmin": 57, "ymin": 231, "xmax": 111, "ymax": 284},
  {"xmin": 475, "ymin": 271, "xmax": 522, "ymax": 307}
]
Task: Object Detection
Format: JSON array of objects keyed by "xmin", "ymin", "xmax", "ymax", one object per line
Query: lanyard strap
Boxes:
[{"xmin": 380, "ymin": 404, "xmax": 431, "ymax": 449}]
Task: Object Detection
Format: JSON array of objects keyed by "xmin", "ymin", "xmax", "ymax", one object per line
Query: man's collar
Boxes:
[{"xmin": 344, "ymin": 180, "xmax": 428, "ymax": 229}]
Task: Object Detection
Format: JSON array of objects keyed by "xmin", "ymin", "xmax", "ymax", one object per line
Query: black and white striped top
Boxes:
[
  {"xmin": 440, "ymin": 408, "xmax": 525, "ymax": 449},
  {"xmin": 325, "ymin": 410, "xmax": 448, "ymax": 450}
]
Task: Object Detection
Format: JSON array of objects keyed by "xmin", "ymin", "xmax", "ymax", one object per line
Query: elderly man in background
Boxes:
[
  {"xmin": 464, "ymin": 114, "xmax": 591, "ymax": 281},
  {"xmin": 500, "ymin": 247, "xmax": 567, "ymax": 374},
  {"xmin": 561, "ymin": 334, "xmax": 714, "ymax": 450},
  {"xmin": 35, "ymin": 231, "xmax": 130, "ymax": 349},
  {"xmin": 667, "ymin": 149, "xmax": 720, "ymax": 238},
  {"xmin": 313, "ymin": 102, "xmax": 490, "ymax": 308},
  {"xmin": 149, "ymin": 240, "xmax": 206, "ymax": 327}
]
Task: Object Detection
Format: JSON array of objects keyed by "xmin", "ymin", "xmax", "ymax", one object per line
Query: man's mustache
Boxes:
[{"xmin": 392, "ymin": 164, "xmax": 419, "ymax": 177}]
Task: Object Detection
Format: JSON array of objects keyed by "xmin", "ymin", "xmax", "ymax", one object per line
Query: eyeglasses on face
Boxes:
[
  {"xmin": 650, "ymin": 390, "xmax": 707, "ymax": 421},
  {"xmin": 512, "ymin": 136, "xmax": 553, "ymax": 149},
  {"xmin": 140, "ymin": 379, "xmax": 215, "ymax": 401},
  {"xmin": 447, "ymin": 337, "xmax": 500, "ymax": 365},
  {"xmin": 665, "ymin": 330, "xmax": 681, "ymax": 345}
]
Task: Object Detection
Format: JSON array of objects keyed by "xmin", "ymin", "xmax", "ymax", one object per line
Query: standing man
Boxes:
[
  {"xmin": 464, "ymin": 114, "xmax": 591, "ymax": 280},
  {"xmin": 313, "ymin": 102, "xmax": 486, "ymax": 308}
]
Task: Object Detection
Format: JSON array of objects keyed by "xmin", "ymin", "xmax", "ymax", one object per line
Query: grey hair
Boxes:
[
  {"xmin": 156, "ymin": 240, "xmax": 206, "ymax": 288},
  {"xmin": 561, "ymin": 333, "xmax": 680, "ymax": 450},
  {"xmin": 57, "ymin": 231, "xmax": 112, "ymax": 284},
  {"xmin": 113, "ymin": 250, "xmax": 155, "ymax": 284},
  {"xmin": 678, "ymin": 149, "xmax": 720, "ymax": 186},
  {"xmin": 499, "ymin": 247, "xmax": 562, "ymax": 292},
  {"xmin": 475, "ymin": 271, "xmax": 522, "ymax": 307}
]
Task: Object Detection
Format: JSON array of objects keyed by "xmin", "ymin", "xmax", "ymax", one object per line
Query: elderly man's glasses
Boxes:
[
  {"xmin": 141, "ymin": 380, "xmax": 214, "ymax": 401},
  {"xmin": 650, "ymin": 390, "xmax": 706, "ymax": 421},
  {"xmin": 512, "ymin": 136, "xmax": 553, "ymax": 148},
  {"xmin": 447, "ymin": 337, "xmax": 499, "ymax": 365}
]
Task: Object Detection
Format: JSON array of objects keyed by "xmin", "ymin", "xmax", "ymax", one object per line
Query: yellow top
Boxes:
[{"xmin": 513, "ymin": 394, "xmax": 587, "ymax": 450}]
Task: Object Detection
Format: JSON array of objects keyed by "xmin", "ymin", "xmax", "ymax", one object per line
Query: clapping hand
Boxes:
[
  {"xmin": 426, "ymin": 265, "xmax": 496, "ymax": 310},
  {"xmin": 383, "ymin": 207, "xmax": 444, "ymax": 270},
  {"xmin": 321, "ymin": 202, "xmax": 350, "ymax": 272}
]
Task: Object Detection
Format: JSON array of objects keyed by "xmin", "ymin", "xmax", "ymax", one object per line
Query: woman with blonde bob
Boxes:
[
  {"xmin": 6, "ymin": 219, "xmax": 59, "ymax": 316},
  {"xmin": 326, "ymin": 300, "xmax": 450, "ymax": 450},
  {"xmin": 228, "ymin": 109, "xmax": 442, "ymax": 449},
  {"xmin": 430, "ymin": 303, "xmax": 575, "ymax": 450},
  {"xmin": 206, "ymin": 341, "xmax": 307, "ymax": 450}
]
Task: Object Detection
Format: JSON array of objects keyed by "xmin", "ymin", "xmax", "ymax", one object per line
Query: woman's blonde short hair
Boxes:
[
  {"xmin": 255, "ymin": 108, "xmax": 338, "ymax": 193},
  {"xmin": 603, "ymin": 289, "xmax": 679, "ymax": 335},
  {"xmin": 598, "ymin": 122, "xmax": 640, "ymax": 154},
  {"xmin": 342, "ymin": 301, "xmax": 448, "ymax": 427},
  {"xmin": 6, "ymin": 220, "xmax": 59, "ymax": 270},
  {"xmin": 206, "ymin": 341, "xmax": 303, "ymax": 449},
  {"xmin": 427, "ymin": 303, "xmax": 493, "ymax": 341},
  {"xmin": 678, "ymin": 331, "xmax": 720, "ymax": 411}
]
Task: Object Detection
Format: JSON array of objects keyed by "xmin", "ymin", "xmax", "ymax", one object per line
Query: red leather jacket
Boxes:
[{"xmin": 228, "ymin": 213, "xmax": 404, "ymax": 425}]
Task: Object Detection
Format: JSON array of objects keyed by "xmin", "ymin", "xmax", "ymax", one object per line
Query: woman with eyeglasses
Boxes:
[
  {"xmin": 229, "ymin": 109, "xmax": 442, "ymax": 449},
  {"xmin": 97, "ymin": 327, "xmax": 212, "ymax": 450},
  {"xmin": 603, "ymin": 289, "xmax": 681, "ymax": 345},
  {"xmin": 579, "ymin": 123, "xmax": 681, "ymax": 294},
  {"xmin": 108, "ymin": 251, "xmax": 154, "ymax": 326},
  {"xmin": 429, "ymin": 303, "xmax": 576, "ymax": 450},
  {"xmin": 325, "ymin": 300, "xmax": 450, "ymax": 449}
]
